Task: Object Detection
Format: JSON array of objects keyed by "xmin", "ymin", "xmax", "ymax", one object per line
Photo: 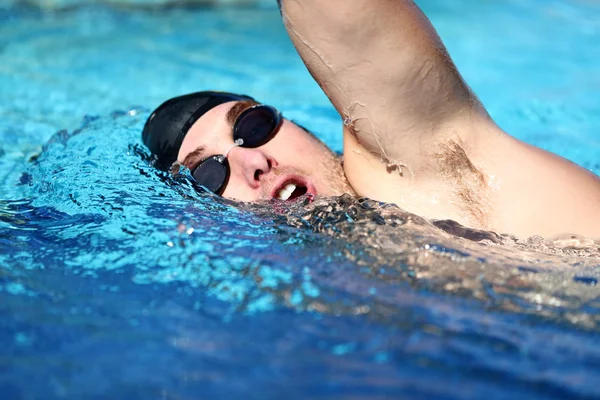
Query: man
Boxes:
[{"xmin": 142, "ymin": 0, "xmax": 600, "ymax": 240}]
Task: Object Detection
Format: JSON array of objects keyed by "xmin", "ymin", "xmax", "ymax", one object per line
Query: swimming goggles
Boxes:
[{"xmin": 189, "ymin": 104, "xmax": 282, "ymax": 195}]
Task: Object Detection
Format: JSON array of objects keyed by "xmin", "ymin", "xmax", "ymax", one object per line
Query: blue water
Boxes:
[{"xmin": 1, "ymin": 1, "xmax": 600, "ymax": 399}]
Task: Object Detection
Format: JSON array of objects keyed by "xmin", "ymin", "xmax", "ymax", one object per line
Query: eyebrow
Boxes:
[
  {"xmin": 226, "ymin": 99, "xmax": 260, "ymax": 125},
  {"xmin": 181, "ymin": 145, "xmax": 207, "ymax": 170}
]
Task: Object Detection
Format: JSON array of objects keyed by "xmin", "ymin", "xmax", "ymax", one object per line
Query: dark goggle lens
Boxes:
[
  {"xmin": 191, "ymin": 157, "xmax": 229, "ymax": 194},
  {"xmin": 234, "ymin": 105, "xmax": 280, "ymax": 148}
]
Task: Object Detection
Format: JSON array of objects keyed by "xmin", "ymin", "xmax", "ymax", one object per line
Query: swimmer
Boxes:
[{"xmin": 142, "ymin": 0, "xmax": 600, "ymax": 240}]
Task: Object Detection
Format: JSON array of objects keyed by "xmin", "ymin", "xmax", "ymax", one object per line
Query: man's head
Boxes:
[{"xmin": 142, "ymin": 91, "xmax": 353, "ymax": 202}]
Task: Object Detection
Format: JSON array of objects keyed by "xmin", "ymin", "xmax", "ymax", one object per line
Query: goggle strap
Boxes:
[{"xmin": 224, "ymin": 138, "xmax": 244, "ymax": 159}]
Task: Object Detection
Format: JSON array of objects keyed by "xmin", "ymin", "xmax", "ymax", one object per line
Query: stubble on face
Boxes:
[
  {"xmin": 256, "ymin": 152, "xmax": 354, "ymax": 200},
  {"xmin": 322, "ymin": 153, "xmax": 356, "ymax": 197}
]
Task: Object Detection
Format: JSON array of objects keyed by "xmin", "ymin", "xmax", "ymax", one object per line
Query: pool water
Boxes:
[{"xmin": 1, "ymin": 1, "xmax": 600, "ymax": 399}]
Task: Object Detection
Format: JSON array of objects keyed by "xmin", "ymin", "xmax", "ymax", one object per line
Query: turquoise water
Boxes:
[{"xmin": 1, "ymin": 1, "xmax": 600, "ymax": 398}]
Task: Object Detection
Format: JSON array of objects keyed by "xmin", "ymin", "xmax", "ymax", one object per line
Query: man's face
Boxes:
[{"xmin": 177, "ymin": 100, "xmax": 353, "ymax": 202}]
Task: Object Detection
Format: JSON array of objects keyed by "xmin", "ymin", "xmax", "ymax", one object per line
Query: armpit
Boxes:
[{"xmin": 434, "ymin": 140, "xmax": 490, "ymax": 227}]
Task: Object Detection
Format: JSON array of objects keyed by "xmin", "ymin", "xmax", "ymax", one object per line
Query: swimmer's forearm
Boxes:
[{"xmin": 277, "ymin": 0, "xmax": 473, "ymax": 107}]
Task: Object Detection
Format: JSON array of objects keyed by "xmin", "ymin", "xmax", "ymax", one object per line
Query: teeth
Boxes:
[{"xmin": 276, "ymin": 183, "xmax": 297, "ymax": 201}]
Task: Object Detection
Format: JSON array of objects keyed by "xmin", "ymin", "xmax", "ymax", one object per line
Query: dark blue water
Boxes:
[{"xmin": 1, "ymin": 2, "xmax": 600, "ymax": 399}]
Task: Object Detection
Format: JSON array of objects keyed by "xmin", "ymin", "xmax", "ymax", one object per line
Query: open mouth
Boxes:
[
  {"xmin": 275, "ymin": 182, "xmax": 308, "ymax": 201},
  {"xmin": 271, "ymin": 176, "xmax": 315, "ymax": 202}
]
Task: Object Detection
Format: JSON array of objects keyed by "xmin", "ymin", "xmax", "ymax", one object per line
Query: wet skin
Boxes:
[{"xmin": 275, "ymin": 0, "xmax": 600, "ymax": 239}]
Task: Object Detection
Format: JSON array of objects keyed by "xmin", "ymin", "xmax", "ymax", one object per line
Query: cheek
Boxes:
[
  {"xmin": 221, "ymin": 173, "xmax": 257, "ymax": 201},
  {"xmin": 279, "ymin": 136, "xmax": 321, "ymax": 162}
]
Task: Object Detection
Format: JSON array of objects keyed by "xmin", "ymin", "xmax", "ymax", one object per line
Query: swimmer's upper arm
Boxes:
[
  {"xmin": 278, "ymin": 0, "xmax": 481, "ymax": 172},
  {"xmin": 279, "ymin": 0, "xmax": 600, "ymax": 239}
]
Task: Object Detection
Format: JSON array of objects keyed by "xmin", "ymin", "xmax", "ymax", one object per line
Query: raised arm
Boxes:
[
  {"xmin": 277, "ymin": 0, "xmax": 502, "ymax": 227},
  {"xmin": 277, "ymin": 0, "xmax": 600, "ymax": 239},
  {"xmin": 278, "ymin": 0, "xmax": 483, "ymax": 171}
]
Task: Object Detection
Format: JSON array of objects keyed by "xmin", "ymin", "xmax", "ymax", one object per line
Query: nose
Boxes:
[{"xmin": 228, "ymin": 147, "xmax": 278, "ymax": 189}]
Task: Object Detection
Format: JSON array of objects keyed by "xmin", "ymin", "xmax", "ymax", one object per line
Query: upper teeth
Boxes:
[{"xmin": 276, "ymin": 183, "xmax": 297, "ymax": 201}]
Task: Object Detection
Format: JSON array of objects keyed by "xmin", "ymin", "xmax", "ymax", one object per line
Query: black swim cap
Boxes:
[{"xmin": 142, "ymin": 91, "xmax": 254, "ymax": 169}]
